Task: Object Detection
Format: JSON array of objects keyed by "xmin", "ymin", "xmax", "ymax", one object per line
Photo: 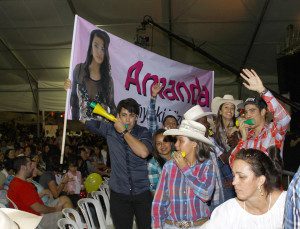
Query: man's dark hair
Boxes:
[
  {"xmin": 13, "ymin": 156, "xmax": 29, "ymax": 173},
  {"xmin": 116, "ymin": 98, "xmax": 140, "ymax": 116},
  {"xmin": 244, "ymin": 97, "xmax": 267, "ymax": 111}
]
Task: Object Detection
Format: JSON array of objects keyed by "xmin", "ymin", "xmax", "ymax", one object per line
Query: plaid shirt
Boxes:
[
  {"xmin": 147, "ymin": 97, "xmax": 159, "ymax": 135},
  {"xmin": 148, "ymin": 157, "xmax": 163, "ymax": 193},
  {"xmin": 151, "ymin": 159, "xmax": 215, "ymax": 228},
  {"xmin": 209, "ymin": 150, "xmax": 224, "ymax": 210},
  {"xmin": 229, "ymin": 90, "xmax": 291, "ymax": 166},
  {"xmin": 284, "ymin": 166, "xmax": 300, "ymax": 229}
]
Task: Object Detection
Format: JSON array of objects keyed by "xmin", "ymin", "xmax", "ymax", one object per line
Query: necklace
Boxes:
[{"xmin": 243, "ymin": 193, "xmax": 272, "ymax": 213}]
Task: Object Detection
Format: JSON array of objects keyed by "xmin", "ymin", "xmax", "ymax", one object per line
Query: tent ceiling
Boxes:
[{"xmin": 0, "ymin": 0, "xmax": 299, "ymax": 111}]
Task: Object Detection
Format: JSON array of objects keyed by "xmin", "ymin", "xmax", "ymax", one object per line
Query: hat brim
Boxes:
[
  {"xmin": 163, "ymin": 129, "xmax": 213, "ymax": 146},
  {"xmin": 184, "ymin": 111, "xmax": 215, "ymax": 120},
  {"xmin": 1, "ymin": 208, "xmax": 43, "ymax": 229},
  {"xmin": 211, "ymin": 98, "xmax": 243, "ymax": 115}
]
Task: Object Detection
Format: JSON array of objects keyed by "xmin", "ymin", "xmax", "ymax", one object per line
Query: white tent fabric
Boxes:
[{"xmin": 0, "ymin": 0, "xmax": 299, "ymax": 112}]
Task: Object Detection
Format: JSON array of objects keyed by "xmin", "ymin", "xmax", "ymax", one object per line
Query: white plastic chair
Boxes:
[
  {"xmin": 57, "ymin": 218, "xmax": 80, "ymax": 229},
  {"xmin": 103, "ymin": 177, "xmax": 109, "ymax": 184},
  {"xmin": 91, "ymin": 190, "xmax": 113, "ymax": 226},
  {"xmin": 99, "ymin": 182, "xmax": 110, "ymax": 199},
  {"xmin": 62, "ymin": 208, "xmax": 85, "ymax": 229},
  {"xmin": 77, "ymin": 198, "xmax": 107, "ymax": 229}
]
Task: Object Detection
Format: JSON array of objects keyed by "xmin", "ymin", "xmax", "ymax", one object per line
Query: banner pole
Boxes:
[{"xmin": 60, "ymin": 15, "xmax": 79, "ymax": 164}]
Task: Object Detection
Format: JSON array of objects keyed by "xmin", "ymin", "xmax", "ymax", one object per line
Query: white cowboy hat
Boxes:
[
  {"xmin": 0, "ymin": 208, "xmax": 43, "ymax": 229},
  {"xmin": 184, "ymin": 105, "xmax": 214, "ymax": 121},
  {"xmin": 163, "ymin": 120, "xmax": 213, "ymax": 146},
  {"xmin": 211, "ymin": 95, "xmax": 243, "ymax": 115}
]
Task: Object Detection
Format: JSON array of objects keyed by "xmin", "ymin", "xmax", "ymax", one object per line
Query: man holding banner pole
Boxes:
[{"xmin": 84, "ymin": 98, "xmax": 153, "ymax": 229}]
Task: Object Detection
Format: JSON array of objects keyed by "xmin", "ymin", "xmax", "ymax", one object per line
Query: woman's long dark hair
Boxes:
[
  {"xmin": 215, "ymin": 103, "xmax": 237, "ymax": 152},
  {"xmin": 235, "ymin": 148, "xmax": 282, "ymax": 195},
  {"xmin": 152, "ymin": 129, "xmax": 173, "ymax": 168},
  {"xmin": 83, "ymin": 29, "xmax": 112, "ymax": 98}
]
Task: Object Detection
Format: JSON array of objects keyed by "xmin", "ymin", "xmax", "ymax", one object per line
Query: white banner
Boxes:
[{"xmin": 66, "ymin": 15, "xmax": 214, "ymax": 127}]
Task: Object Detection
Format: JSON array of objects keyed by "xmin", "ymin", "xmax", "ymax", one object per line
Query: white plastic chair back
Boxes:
[
  {"xmin": 78, "ymin": 198, "xmax": 106, "ymax": 229},
  {"xmin": 6, "ymin": 194, "xmax": 18, "ymax": 209},
  {"xmin": 100, "ymin": 182, "xmax": 110, "ymax": 199},
  {"xmin": 62, "ymin": 208, "xmax": 85, "ymax": 229},
  {"xmin": 91, "ymin": 190, "xmax": 112, "ymax": 226},
  {"xmin": 57, "ymin": 218, "xmax": 80, "ymax": 229},
  {"xmin": 103, "ymin": 177, "xmax": 109, "ymax": 184}
]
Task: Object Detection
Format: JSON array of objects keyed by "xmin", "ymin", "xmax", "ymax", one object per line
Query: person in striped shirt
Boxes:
[
  {"xmin": 151, "ymin": 120, "xmax": 215, "ymax": 228},
  {"xmin": 147, "ymin": 82, "xmax": 179, "ymax": 135},
  {"xmin": 229, "ymin": 69, "xmax": 291, "ymax": 166},
  {"xmin": 284, "ymin": 166, "xmax": 300, "ymax": 229}
]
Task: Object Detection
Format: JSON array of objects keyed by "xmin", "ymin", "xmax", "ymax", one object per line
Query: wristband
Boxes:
[
  {"xmin": 260, "ymin": 88, "xmax": 268, "ymax": 96},
  {"xmin": 121, "ymin": 129, "xmax": 128, "ymax": 137}
]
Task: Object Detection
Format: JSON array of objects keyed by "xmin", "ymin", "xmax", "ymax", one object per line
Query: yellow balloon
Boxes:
[{"xmin": 84, "ymin": 173, "xmax": 103, "ymax": 193}]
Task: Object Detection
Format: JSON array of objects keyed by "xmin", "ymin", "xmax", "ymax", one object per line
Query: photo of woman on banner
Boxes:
[{"xmin": 66, "ymin": 29, "xmax": 116, "ymax": 120}]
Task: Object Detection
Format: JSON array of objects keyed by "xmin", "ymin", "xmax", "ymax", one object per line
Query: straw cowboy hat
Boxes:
[
  {"xmin": 211, "ymin": 95, "xmax": 243, "ymax": 115},
  {"xmin": 163, "ymin": 119, "xmax": 213, "ymax": 146},
  {"xmin": 0, "ymin": 208, "xmax": 42, "ymax": 229},
  {"xmin": 184, "ymin": 105, "xmax": 214, "ymax": 121}
]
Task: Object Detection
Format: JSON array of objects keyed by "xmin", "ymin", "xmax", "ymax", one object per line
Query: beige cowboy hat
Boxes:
[
  {"xmin": 184, "ymin": 105, "xmax": 214, "ymax": 121},
  {"xmin": 163, "ymin": 120, "xmax": 213, "ymax": 146},
  {"xmin": 211, "ymin": 95, "xmax": 243, "ymax": 116},
  {"xmin": 0, "ymin": 208, "xmax": 43, "ymax": 229}
]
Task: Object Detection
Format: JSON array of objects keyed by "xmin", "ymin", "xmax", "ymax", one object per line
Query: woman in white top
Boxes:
[{"xmin": 202, "ymin": 148, "xmax": 286, "ymax": 229}]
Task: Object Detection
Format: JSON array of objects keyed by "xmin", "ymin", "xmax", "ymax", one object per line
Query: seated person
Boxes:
[
  {"xmin": 29, "ymin": 160, "xmax": 73, "ymax": 209},
  {"xmin": 7, "ymin": 156, "xmax": 67, "ymax": 228},
  {"xmin": 39, "ymin": 154, "xmax": 72, "ymax": 202},
  {"xmin": 63, "ymin": 158, "xmax": 83, "ymax": 207}
]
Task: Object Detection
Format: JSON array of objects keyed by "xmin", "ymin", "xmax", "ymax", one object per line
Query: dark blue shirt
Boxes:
[{"xmin": 86, "ymin": 120, "xmax": 153, "ymax": 195}]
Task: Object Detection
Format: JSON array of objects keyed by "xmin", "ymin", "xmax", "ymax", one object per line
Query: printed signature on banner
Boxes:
[{"xmin": 138, "ymin": 105, "xmax": 182, "ymax": 124}]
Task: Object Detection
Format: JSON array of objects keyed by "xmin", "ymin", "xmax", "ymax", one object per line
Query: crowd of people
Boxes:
[
  {"xmin": 0, "ymin": 66, "xmax": 299, "ymax": 229},
  {"xmin": 0, "ymin": 122, "xmax": 111, "ymax": 228}
]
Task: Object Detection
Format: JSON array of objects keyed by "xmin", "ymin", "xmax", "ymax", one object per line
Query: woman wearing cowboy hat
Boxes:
[
  {"xmin": 211, "ymin": 94, "xmax": 243, "ymax": 157},
  {"xmin": 211, "ymin": 94, "xmax": 243, "ymax": 200},
  {"xmin": 151, "ymin": 120, "xmax": 215, "ymax": 228}
]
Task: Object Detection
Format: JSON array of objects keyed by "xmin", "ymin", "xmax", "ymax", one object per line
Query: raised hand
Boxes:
[
  {"xmin": 240, "ymin": 69, "xmax": 265, "ymax": 94},
  {"xmin": 151, "ymin": 82, "xmax": 162, "ymax": 97}
]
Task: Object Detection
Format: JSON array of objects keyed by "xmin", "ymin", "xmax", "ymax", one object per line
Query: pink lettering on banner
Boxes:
[
  {"xmin": 125, "ymin": 61, "xmax": 143, "ymax": 94},
  {"xmin": 163, "ymin": 80, "xmax": 179, "ymax": 101},
  {"xmin": 176, "ymin": 81, "xmax": 191, "ymax": 103},
  {"xmin": 125, "ymin": 61, "xmax": 210, "ymax": 107},
  {"xmin": 142, "ymin": 73, "xmax": 159, "ymax": 96}
]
